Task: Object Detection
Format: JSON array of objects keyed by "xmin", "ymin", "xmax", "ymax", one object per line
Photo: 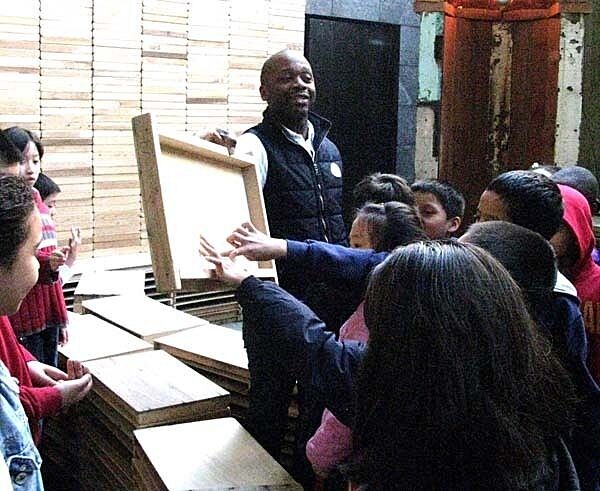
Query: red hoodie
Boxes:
[{"xmin": 558, "ymin": 184, "xmax": 600, "ymax": 382}]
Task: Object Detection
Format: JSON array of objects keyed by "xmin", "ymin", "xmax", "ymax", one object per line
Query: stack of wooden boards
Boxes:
[
  {"xmin": 133, "ymin": 418, "xmax": 301, "ymax": 490},
  {"xmin": 72, "ymin": 269, "xmax": 146, "ymax": 313},
  {"xmin": 46, "ymin": 292, "xmax": 300, "ymax": 489},
  {"xmin": 78, "ymin": 350, "xmax": 231, "ymax": 490},
  {"xmin": 0, "ymin": 1, "xmax": 306, "ymax": 259},
  {"xmin": 40, "ymin": 0, "xmax": 95, "ymax": 256},
  {"xmin": 63, "ymin": 259, "xmax": 243, "ymax": 325},
  {"xmin": 154, "ymin": 323, "xmax": 300, "ymax": 469}
]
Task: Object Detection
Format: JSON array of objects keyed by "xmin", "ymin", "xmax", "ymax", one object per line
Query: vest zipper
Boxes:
[{"xmin": 311, "ymin": 160, "xmax": 330, "ymax": 242}]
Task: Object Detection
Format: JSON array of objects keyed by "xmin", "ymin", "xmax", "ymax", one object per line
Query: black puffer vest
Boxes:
[{"xmin": 246, "ymin": 111, "xmax": 346, "ymax": 245}]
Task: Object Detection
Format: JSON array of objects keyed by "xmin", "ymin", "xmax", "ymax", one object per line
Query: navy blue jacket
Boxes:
[
  {"xmin": 236, "ymin": 275, "xmax": 363, "ymax": 427},
  {"xmin": 246, "ymin": 111, "xmax": 346, "ymax": 246},
  {"xmin": 284, "ymin": 239, "xmax": 600, "ymax": 490}
]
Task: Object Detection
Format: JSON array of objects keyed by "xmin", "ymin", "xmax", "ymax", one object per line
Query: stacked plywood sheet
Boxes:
[
  {"xmin": 40, "ymin": 0, "xmax": 94, "ymax": 255},
  {"xmin": 153, "ymin": 322, "xmax": 299, "ymax": 470},
  {"xmin": 81, "ymin": 293, "xmax": 208, "ymax": 340},
  {"xmin": 72, "ymin": 268, "xmax": 146, "ymax": 312},
  {"xmin": 44, "ymin": 311, "xmax": 152, "ymax": 491},
  {"xmin": 78, "ymin": 349, "xmax": 230, "ymax": 490},
  {"xmin": 154, "ymin": 324, "xmax": 249, "ymax": 417},
  {"xmin": 228, "ymin": 0, "xmax": 268, "ymax": 134},
  {"xmin": 0, "ymin": 0, "xmax": 40, "ymax": 131},
  {"xmin": 186, "ymin": 0, "xmax": 229, "ymax": 133},
  {"xmin": 268, "ymin": 0, "xmax": 305, "ymax": 53},
  {"xmin": 92, "ymin": 0, "xmax": 144, "ymax": 257},
  {"xmin": 133, "ymin": 417, "xmax": 301, "ymax": 490},
  {"xmin": 58, "ymin": 311, "xmax": 152, "ymax": 370},
  {"xmin": 141, "ymin": 0, "xmax": 188, "ymax": 133}
]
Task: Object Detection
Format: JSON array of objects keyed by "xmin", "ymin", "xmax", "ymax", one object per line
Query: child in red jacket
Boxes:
[
  {"xmin": 0, "ymin": 174, "xmax": 92, "ymax": 445},
  {"xmin": 4, "ymin": 127, "xmax": 75, "ymax": 367}
]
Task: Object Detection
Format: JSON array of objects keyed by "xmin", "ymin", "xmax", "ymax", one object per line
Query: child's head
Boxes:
[
  {"xmin": 550, "ymin": 185, "xmax": 594, "ymax": 280},
  {"xmin": 0, "ymin": 130, "xmax": 22, "ymax": 176},
  {"xmin": 477, "ymin": 170, "xmax": 563, "ymax": 240},
  {"xmin": 411, "ymin": 179, "xmax": 465, "ymax": 239},
  {"xmin": 461, "ymin": 221, "xmax": 556, "ymax": 308},
  {"xmin": 34, "ymin": 172, "xmax": 61, "ymax": 217},
  {"xmin": 350, "ymin": 201, "xmax": 427, "ymax": 252},
  {"xmin": 552, "ymin": 166, "xmax": 600, "ymax": 215},
  {"xmin": 352, "ymin": 173, "xmax": 414, "ymax": 209},
  {"xmin": 0, "ymin": 175, "xmax": 41, "ymax": 315},
  {"xmin": 351, "ymin": 240, "xmax": 573, "ymax": 488},
  {"xmin": 4, "ymin": 126, "xmax": 44, "ymax": 188}
]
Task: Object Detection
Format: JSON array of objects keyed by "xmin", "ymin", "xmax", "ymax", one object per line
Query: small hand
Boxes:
[
  {"xmin": 67, "ymin": 359, "xmax": 89, "ymax": 380},
  {"xmin": 49, "ymin": 248, "xmax": 68, "ymax": 271},
  {"xmin": 57, "ymin": 374, "xmax": 92, "ymax": 407},
  {"xmin": 199, "ymin": 235, "xmax": 251, "ymax": 287},
  {"xmin": 27, "ymin": 361, "xmax": 68, "ymax": 387},
  {"xmin": 196, "ymin": 128, "xmax": 237, "ymax": 154},
  {"xmin": 226, "ymin": 222, "xmax": 287, "ymax": 261},
  {"xmin": 65, "ymin": 226, "xmax": 81, "ymax": 268}
]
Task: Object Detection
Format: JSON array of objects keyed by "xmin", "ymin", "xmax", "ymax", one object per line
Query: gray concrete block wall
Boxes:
[{"xmin": 306, "ymin": 0, "xmax": 421, "ymax": 181}]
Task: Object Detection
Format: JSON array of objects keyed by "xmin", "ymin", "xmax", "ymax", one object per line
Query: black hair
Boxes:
[
  {"xmin": 355, "ymin": 201, "xmax": 427, "ymax": 252},
  {"xmin": 34, "ymin": 172, "xmax": 61, "ymax": 201},
  {"xmin": 347, "ymin": 241, "xmax": 575, "ymax": 489},
  {"xmin": 353, "ymin": 173, "xmax": 414, "ymax": 209},
  {"xmin": 3, "ymin": 126, "xmax": 44, "ymax": 159},
  {"xmin": 0, "ymin": 130, "xmax": 22, "ymax": 168},
  {"xmin": 486, "ymin": 170, "xmax": 563, "ymax": 240},
  {"xmin": 553, "ymin": 166, "xmax": 600, "ymax": 215},
  {"xmin": 462, "ymin": 221, "xmax": 556, "ymax": 311},
  {"xmin": 0, "ymin": 175, "xmax": 35, "ymax": 270},
  {"xmin": 411, "ymin": 179, "xmax": 466, "ymax": 219}
]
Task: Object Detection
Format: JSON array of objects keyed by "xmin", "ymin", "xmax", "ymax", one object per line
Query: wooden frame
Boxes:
[{"xmin": 132, "ymin": 113, "xmax": 277, "ymax": 292}]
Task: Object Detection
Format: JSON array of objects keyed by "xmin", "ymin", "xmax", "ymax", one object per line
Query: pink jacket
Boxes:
[{"xmin": 306, "ymin": 302, "xmax": 369, "ymax": 475}]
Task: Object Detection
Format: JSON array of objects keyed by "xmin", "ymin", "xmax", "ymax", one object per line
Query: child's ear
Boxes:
[{"xmin": 447, "ymin": 217, "xmax": 462, "ymax": 235}]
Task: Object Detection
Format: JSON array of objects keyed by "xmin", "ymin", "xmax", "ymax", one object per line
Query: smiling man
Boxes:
[
  {"xmin": 219, "ymin": 50, "xmax": 347, "ymax": 487},
  {"xmin": 235, "ymin": 50, "xmax": 346, "ymax": 251}
]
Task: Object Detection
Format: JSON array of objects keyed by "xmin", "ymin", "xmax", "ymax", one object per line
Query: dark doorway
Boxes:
[{"xmin": 305, "ymin": 16, "xmax": 400, "ymax": 225}]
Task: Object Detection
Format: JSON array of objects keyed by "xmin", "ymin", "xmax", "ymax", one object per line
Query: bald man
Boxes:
[{"xmin": 208, "ymin": 51, "xmax": 349, "ymax": 487}]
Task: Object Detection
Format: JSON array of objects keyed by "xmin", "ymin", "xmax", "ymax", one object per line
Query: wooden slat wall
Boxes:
[{"xmin": 0, "ymin": 0, "xmax": 305, "ymax": 258}]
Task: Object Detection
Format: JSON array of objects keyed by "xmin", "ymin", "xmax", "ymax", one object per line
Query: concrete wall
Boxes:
[{"xmin": 306, "ymin": 0, "xmax": 421, "ymax": 180}]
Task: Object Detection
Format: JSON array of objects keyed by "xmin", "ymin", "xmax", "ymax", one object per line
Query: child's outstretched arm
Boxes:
[
  {"xmin": 226, "ymin": 222, "xmax": 388, "ymax": 291},
  {"xmin": 200, "ymin": 235, "xmax": 364, "ymax": 426}
]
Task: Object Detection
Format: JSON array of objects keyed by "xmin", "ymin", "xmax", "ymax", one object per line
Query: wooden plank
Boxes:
[
  {"xmin": 133, "ymin": 418, "xmax": 301, "ymax": 490},
  {"xmin": 83, "ymin": 349, "xmax": 230, "ymax": 427},
  {"xmin": 81, "ymin": 294, "xmax": 207, "ymax": 340},
  {"xmin": 154, "ymin": 324, "xmax": 249, "ymax": 384},
  {"xmin": 131, "ymin": 112, "xmax": 277, "ymax": 293},
  {"xmin": 58, "ymin": 312, "xmax": 152, "ymax": 368}
]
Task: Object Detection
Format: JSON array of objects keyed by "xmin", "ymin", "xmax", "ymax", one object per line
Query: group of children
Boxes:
[
  {"xmin": 0, "ymin": 128, "xmax": 91, "ymax": 490},
  {"xmin": 200, "ymin": 168, "xmax": 600, "ymax": 490},
  {"xmin": 2, "ymin": 121, "xmax": 600, "ymax": 490}
]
